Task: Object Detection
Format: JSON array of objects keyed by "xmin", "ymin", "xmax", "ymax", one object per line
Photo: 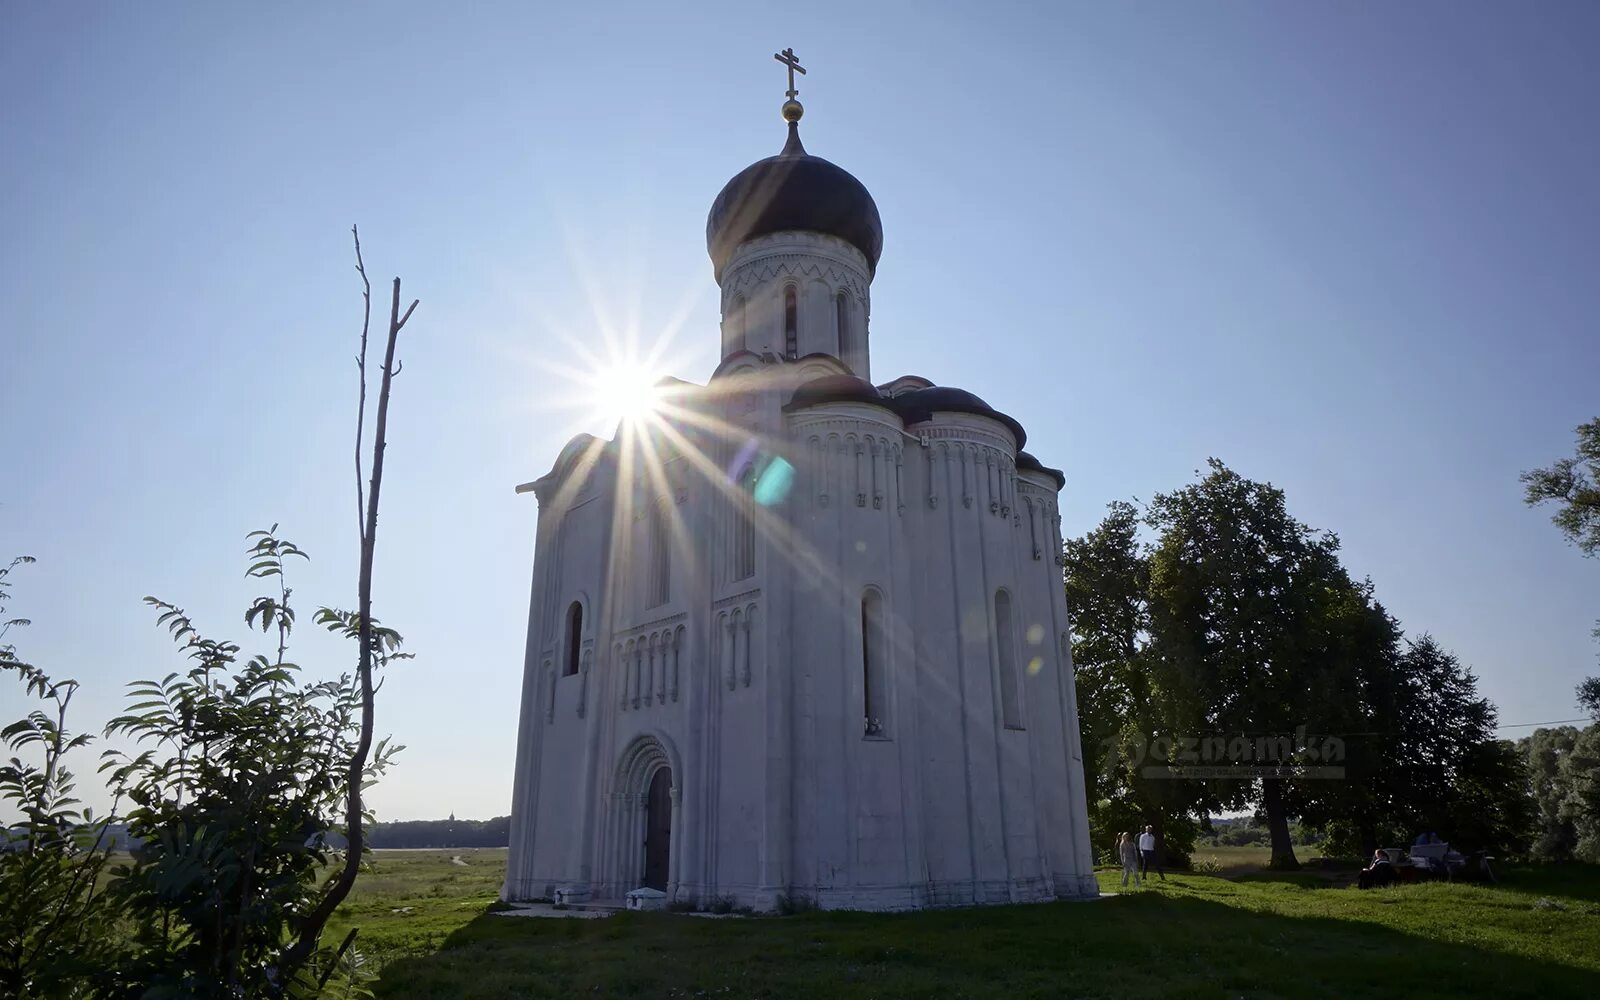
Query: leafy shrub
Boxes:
[
  {"xmin": 99, "ymin": 528, "xmax": 409, "ymax": 996},
  {"xmin": 1, "ymin": 556, "xmax": 132, "ymax": 998}
]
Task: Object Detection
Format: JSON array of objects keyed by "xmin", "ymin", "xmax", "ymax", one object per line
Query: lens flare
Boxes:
[{"xmin": 752, "ymin": 456, "xmax": 795, "ymax": 506}]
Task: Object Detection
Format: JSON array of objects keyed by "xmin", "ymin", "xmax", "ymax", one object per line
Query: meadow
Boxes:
[{"xmin": 331, "ymin": 848, "xmax": 1600, "ymax": 999}]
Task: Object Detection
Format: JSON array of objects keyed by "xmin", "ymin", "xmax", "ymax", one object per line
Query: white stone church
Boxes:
[{"xmin": 503, "ymin": 65, "xmax": 1098, "ymax": 911}]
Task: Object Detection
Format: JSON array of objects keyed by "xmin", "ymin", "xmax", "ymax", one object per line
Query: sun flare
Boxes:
[{"xmin": 590, "ymin": 360, "xmax": 663, "ymax": 427}]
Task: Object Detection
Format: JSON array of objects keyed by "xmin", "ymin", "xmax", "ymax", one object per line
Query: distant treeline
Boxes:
[
  {"xmin": 325, "ymin": 816, "xmax": 511, "ymax": 849},
  {"xmin": 6, "ymin": 817, "xmax": 514, "ymax": 854}
]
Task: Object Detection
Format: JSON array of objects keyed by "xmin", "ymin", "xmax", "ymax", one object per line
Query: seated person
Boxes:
[{"xmin": 1359, "ymin": 849, "xmax": 1395, "ymax": 889}]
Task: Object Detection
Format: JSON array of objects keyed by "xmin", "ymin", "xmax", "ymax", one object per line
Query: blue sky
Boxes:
[{"xmin": 3, "ymin": 2, "xmax": 1596, "ymax": 821}]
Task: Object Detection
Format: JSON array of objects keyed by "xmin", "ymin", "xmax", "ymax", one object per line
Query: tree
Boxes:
[
  {"xmin": 1384, "ymin": 637, "xmax": 1519, "ymax": 850},
  {"xmin": 1284, "ymin": 580, "xmax": 1404, "ymax": 858},
  {"xmin": 276, "ymin": 226, "xmax": 419, "ymax": 983},
  {"xmin": 1064, "ymin": 501, "xmax": 1202, "ymax": 863},
  {"xmin": 1521, "ymin": 724, "xmax": 1600, "ymax": 862},
  {"xmin": 1144, "ymin": 460, "xmax": 1358, "ymax": 870},
  {"xmin": 1063, "ymin": 502, "xmax": 1149, "ymax": 815},
  {"xmin": 1521, "ymin": 417, "xmax": 1600, "ymax": 556},
  {"xmin": 1448, "ymin": 736, "xmax": 1534, "ymax": 858},
  {"xmin": 1568, "ymin": 726, "xmax": 1600, "ymax": 861},
  {"xmin": 1580, "ymin": 676, "xmax": 1600, "ymax": 722}
]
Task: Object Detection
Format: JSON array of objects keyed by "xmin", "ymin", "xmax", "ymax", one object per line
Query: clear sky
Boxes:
[{"xmin": 3, "ymin": 2, "xmax": 1596, "ymax": 822}]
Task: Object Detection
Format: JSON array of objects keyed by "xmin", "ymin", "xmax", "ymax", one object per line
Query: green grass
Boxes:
[
  {"xmin": 324, "ymin": 849, "xmax": 507, "ymax": 963},
  {"xmin": 333, "ymin": 849, "xmax": 1600, "ymax": 999}
]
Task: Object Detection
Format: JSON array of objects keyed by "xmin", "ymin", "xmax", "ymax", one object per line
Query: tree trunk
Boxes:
[
  {"xmin": 1358, "ymin": 819, "xmax": 1378, "ymax": 861},
  {"xmin": 1261, "ymin": 778, "xmax": 1300, "ymax": 870}
]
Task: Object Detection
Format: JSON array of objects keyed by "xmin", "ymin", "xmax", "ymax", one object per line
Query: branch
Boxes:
[{"xmin": 352, "ymin": 226, "xmax": 372, "ymax": 544}]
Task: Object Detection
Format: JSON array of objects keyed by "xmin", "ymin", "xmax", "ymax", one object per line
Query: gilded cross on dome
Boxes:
[
  {"xmin": 774, "ymin": 47, "xmax": 806, "ymax": 98},
  {"xmin": 774, "ymin": 47, "xmax": 807, "ymax": 125}
]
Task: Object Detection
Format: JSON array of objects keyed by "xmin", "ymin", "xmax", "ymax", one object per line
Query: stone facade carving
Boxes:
[{"xmin": 717, "ymin": 231, "xmax": 873, "ymax": 378}]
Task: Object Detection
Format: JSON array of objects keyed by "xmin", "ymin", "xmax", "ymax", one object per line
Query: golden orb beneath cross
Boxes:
[{"xmin": 781, "ymin": 99, "xmax": 804, "ymax": 123}]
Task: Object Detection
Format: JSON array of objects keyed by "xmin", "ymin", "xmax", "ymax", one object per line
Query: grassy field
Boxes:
[{"xmin": 331, "ymin": 848, "xmax": 1600, "ymax": 999}]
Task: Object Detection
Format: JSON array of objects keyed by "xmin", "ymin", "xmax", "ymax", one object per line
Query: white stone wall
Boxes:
[{"xmin": 784, "ymin": 402, "xmax": 920, "ymax": 908}]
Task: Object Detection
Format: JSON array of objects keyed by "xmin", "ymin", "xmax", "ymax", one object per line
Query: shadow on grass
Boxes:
[{"xmin": 373, "ymin": 890, "xmax": 1600, "ymax": 1000}]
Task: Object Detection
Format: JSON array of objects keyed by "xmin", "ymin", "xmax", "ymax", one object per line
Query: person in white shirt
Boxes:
[{"xmin": 1138, "ymin": 825, "xmax": 1165, "ymax": 880}]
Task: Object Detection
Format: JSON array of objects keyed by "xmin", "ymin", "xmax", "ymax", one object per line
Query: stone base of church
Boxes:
[
  {"xmin": 504, "ymin": 873, "xmax": 1099, "ymax": 911},
  {"xmin": 1055, "ymin": 873, "xmax": 1102, "ymax": 899}
]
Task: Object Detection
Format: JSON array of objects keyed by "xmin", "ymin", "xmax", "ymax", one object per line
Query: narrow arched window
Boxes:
[
  {"xmin": 733, "ymin": 465, "xmax": 755, "ymax": 581},
  {"xmin": 648, "ymin": 502, "xmax": 670, "ymax": 607},
  {"xmin": 731, "ymin": 295, "xmax": 747, "ymax": 354},
  {"xmin": 783, "ymin": 285, "xmax": 798, "ymax": 359},
  {"xmin": 564, "ymin": 601, "xmax": 582, "ymax": 677},
  {"xmin": 994, "ymin": 590, "xmax": 1023, "ymax": 729},
  {"xmin": 835, "ymin": 291, "xmax": 849, "ymax": 359},
  {"xmin": 862, "ymin": 589, "xmax": 888, "ymax": 736}
]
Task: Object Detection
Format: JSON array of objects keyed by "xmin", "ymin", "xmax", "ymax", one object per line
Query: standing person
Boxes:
[
  {"xmin": 1139, "ymin": 825, "xmax": 1165, "ymax": 881},
  {"xmin": 1118, "ymin": 832, "xmax": 1142, "ymax": 889}
]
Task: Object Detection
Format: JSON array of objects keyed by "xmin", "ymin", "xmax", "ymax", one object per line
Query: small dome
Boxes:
[
  {"xmin": 707, "ymin": 123, "xmax": 884, "ymax": 281},
  {"xmin": 785, "ymin": 373, "xmax": 887, "ymax": 411},
  {"xmin": 890, "ymin": 386, "xmax": 1028, "ymax": 450},
  {"xmin": 1017, "ymin": 450, "xmax": 1065, "ymax": 489}
]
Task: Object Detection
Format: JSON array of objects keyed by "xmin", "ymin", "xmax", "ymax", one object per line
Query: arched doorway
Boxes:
[
  {"xmin": 614, "ymin": 732, "xmax": 680, "ymax": 897},
  {"xmin": 642, "ymin": 767, "xmax": 672, "ymax": 890}
]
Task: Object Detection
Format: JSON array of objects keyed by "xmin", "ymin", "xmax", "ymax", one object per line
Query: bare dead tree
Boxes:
[{"xmin": 280, "ymin": 227, "xmax": 418, "ymax": 986}]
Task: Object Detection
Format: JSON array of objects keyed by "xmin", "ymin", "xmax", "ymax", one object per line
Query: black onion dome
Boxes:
[
  {"xmin": 707, "ymin": 123, "xmax": 884, "ymax": 281},
  {"xmin": 890, "ymin": 386, "xmax": 1028, "ymax": 451},
  {"xmin": 784, "ymin": 374, "xmax": 887, "ymax": 411}
]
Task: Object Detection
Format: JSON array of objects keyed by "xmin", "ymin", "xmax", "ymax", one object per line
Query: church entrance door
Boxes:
[{"xmin": 642, "ymin": 767, "xmax": 672, "ymax": 891}]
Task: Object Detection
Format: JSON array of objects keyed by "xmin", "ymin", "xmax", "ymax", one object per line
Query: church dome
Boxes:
[
  {"xmin": 706, "ymin": 122, "xmax": 884, "ymax": 281},
  {"xmin": 784, "ymin": 373, "xmax": 887, "ymax": 411},
  {"xmin": 1017, "ymin": 450, "xmax": 1065, "ymax": 489},
  {"xmin": 890, "ymin": 386, "xmax": 1028, "ymax": 450}
]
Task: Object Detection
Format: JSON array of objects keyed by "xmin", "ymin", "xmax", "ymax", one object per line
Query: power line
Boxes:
[{"xmin": 1494, "ymin": 717, "xmax": 1591, "ymax": 730}]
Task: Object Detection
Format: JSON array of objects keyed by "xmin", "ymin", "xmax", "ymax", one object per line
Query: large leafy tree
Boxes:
[
  {"xmin": 1521, "ymin": 723, "xmax": 1600, "ymax": 862},
  {"xmin": 1283, "ymin": 579, "xmax": 1403, "ymax": 856},
  {"xmin": 1066, "ymin": 461, "xmax": 1535, "ymax": 867},
  {"xmin": 1143, "ymin": 460, "xmax": 1358, "ymax": 870},
  {"xmin": 1361, "ymin": 637, "xmax": 1521, "ymax": 853}
]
